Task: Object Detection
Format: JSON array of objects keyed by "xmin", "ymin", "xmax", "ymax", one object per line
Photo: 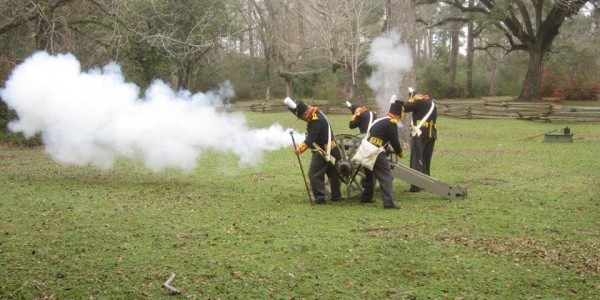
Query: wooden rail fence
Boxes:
[
  {"xmin": 237, "ymin": 100, "xmax": 600, "ymax": 123},
  {"xmin": 436, "ymin": 100, "xmax": 600, "ymax": 123}
]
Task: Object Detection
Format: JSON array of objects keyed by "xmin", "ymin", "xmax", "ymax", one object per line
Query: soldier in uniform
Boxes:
[
  {"xmin": 403, "ymin": 88, "xmax": 437, "ymax": 192},
  {"xmin": 284, "ymin": 97, "xmax": 342, "ymax": 204},
  {"xmin": 346, "ymin": 101, "xmax": 377, "ymax": 134},
  {"xmin": 361, "ymin": 98, "xmax": 404, "ymax": 209},
  {"xmin": 346, "ymin": 101, "xmax": 378, "ymax": 203}
]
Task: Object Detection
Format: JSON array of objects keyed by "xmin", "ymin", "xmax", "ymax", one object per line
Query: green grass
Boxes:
[{"xmin": 1, "ymin": 113, "xmax": 599, "ymax": 299}]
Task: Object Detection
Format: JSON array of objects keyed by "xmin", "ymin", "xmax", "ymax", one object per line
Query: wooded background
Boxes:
[{"xmin": 0, "ymin": 1, "xmax": 598, "ymax": 112}]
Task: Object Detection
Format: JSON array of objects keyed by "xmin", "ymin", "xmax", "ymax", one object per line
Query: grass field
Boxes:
[{"xmin": 1, "ymin": 112, "xmax": 599, "ymax": 299}]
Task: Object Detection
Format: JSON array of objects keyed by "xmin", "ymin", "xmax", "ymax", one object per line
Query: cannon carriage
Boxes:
[{"xmin": 326, "ymin": 133, "xmax": 467, "ymax": 200}]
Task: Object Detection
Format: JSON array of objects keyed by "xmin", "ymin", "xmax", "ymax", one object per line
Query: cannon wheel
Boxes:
[{"xmin": 324, "ymin": 133, "xmax": 370, "ymax": 200}]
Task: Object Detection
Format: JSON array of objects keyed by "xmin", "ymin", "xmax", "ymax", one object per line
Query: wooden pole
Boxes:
[{"xmin": 290, "ymin": 131, "xmax": 313, "ymax": 205}]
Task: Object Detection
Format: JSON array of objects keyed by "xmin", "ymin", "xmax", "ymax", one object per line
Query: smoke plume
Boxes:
[
  {"xmin": 366, "ymin": 30, "xmax": 413, "ymax": 113},
  {"xmin": 1, "ymin": 51, "xmax": 301, "ymax": 172}
]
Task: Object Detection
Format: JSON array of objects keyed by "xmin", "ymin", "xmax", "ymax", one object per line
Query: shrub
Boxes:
[
  {"xmin": 544, "ymin": 46, "xmax": 599, "ymax": 100},
  {"xmin": 416, "ymin": 62, "xmax": 449, "ymax": 98}
]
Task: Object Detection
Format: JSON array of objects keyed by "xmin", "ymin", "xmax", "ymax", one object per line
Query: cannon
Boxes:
[{"xmin": 328, "ymin": 133, "xmax": 467, "ymax": 200}]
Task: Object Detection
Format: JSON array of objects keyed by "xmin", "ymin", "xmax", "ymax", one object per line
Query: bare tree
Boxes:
[
  {"xmin": 465, "ymin": 0, "xmax": 475, "ymax": 97},
  {"xmin": 0, "ymin": 0, "xmax": 122, "ymax": 57},
  {"xmin": 245, "ymin": 0, "xmax": 324, "ymax": 99},
  {"xmin": 0, "ymin": 0, "xmax": 76, "ymax": 52},
  {"xmin": 272, "ymin": 1, "xmax": 319, "ymax": 98},
  {"xmin": 414, "ymin": 3, "xmax": 438, "ymax": 66},
  {"xmin": 305, "ymin": 0, "xmax": 386, "ymax": 101},
  {"xmin": 245, "ymin": 0, "xmax": 277, "ymax": 100},
  {"xmin": 120, "ymin": 0, "xmax": 236, "ymax": 91}
]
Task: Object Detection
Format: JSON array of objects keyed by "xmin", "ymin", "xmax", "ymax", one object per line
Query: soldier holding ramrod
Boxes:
[{"xmin": 284, "ymin": 97, "xmax": 342, "ymax": 204}]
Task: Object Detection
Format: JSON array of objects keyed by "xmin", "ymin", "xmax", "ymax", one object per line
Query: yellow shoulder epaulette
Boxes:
[{"xmin": 307, "ymin": 107, "xmax": 318, "ymax": 121}]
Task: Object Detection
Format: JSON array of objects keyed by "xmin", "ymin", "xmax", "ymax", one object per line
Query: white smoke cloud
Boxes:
[
  {"xmin": 1, "ymin": 51, "xmax": 302, "ymax": 173},
  {"xmin": 366, "ymin": 30, "xmax": 413, "ymax": 113}
]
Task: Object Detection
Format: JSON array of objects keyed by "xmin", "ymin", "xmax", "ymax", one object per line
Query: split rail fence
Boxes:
[{"xmin": 239, "ymin": 100, "xmax": 600, "ymax": 123}]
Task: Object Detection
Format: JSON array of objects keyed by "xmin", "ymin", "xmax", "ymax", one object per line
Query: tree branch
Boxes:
[{"xmin": 162, "ymin": 273, "xmax": 181, "ymax": 295}]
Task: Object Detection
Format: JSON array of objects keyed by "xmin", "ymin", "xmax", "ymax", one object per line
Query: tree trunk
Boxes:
[
  {"xmin": 34, "ymin": 1, "xmax": 52, "ymax": 52},
  {"xmin": 519, "ymin": 45, "xmax": 545, "ymax": 101},
  {"xmin": 346, "ymin": 63, "xmax": 362, "ymax": 101},
  {"xmin": 465, "ymin": 0, "xmax": 474, "ymax": 98},
  {"xmin": 488, "ymin": 52, "xmax": 499, "ymax": 97},
  {"xmin": 248, "ymin": 28, "xmax": 257, "ymax": 97},
  {"xmin": 177, "ymin": 62, "xmax": 192, "ymax": 90},
  {"xmin": 265, "ymin": 57, "xmax": 270, "ymax": 101},
  {"xmin": 279, "ymin": 71, "xmax": 293, "ymax": 98},
  {"xmin": 265, "ymin": 51, "xmax": 272, "ymax": 100},
  {"xmin": 447, "ymin": 23, "xmax": 460, "ymax": 98},
  {"xmin": 249, "ymin": 28, "xmax": 255, "ymax": 58},
  {"xmin": 427, "ymin": 28, "xmax": 433, "ymax": 61}
]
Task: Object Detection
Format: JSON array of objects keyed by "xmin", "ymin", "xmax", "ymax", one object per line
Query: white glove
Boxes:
[{"xmin": 410, "ymin": 126, "xmax": 422, "ymax": 137}]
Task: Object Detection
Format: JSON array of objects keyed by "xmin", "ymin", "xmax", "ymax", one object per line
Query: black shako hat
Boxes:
[
  {"xmin": 388, "ymin": 95, "xmax": 403, "ymax": 115},
  {"xmin": 284, "ymin": 97, "xmax": 310, "ymax": 119},
  {"xmin": 346, "ymin": 101, "xmax": 359, "ymax": 114}
]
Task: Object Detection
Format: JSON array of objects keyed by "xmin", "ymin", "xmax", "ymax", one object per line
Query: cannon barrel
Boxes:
[{"xmin": 388, "ymin": 160, "xmax": 466, "ymax": 200}]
